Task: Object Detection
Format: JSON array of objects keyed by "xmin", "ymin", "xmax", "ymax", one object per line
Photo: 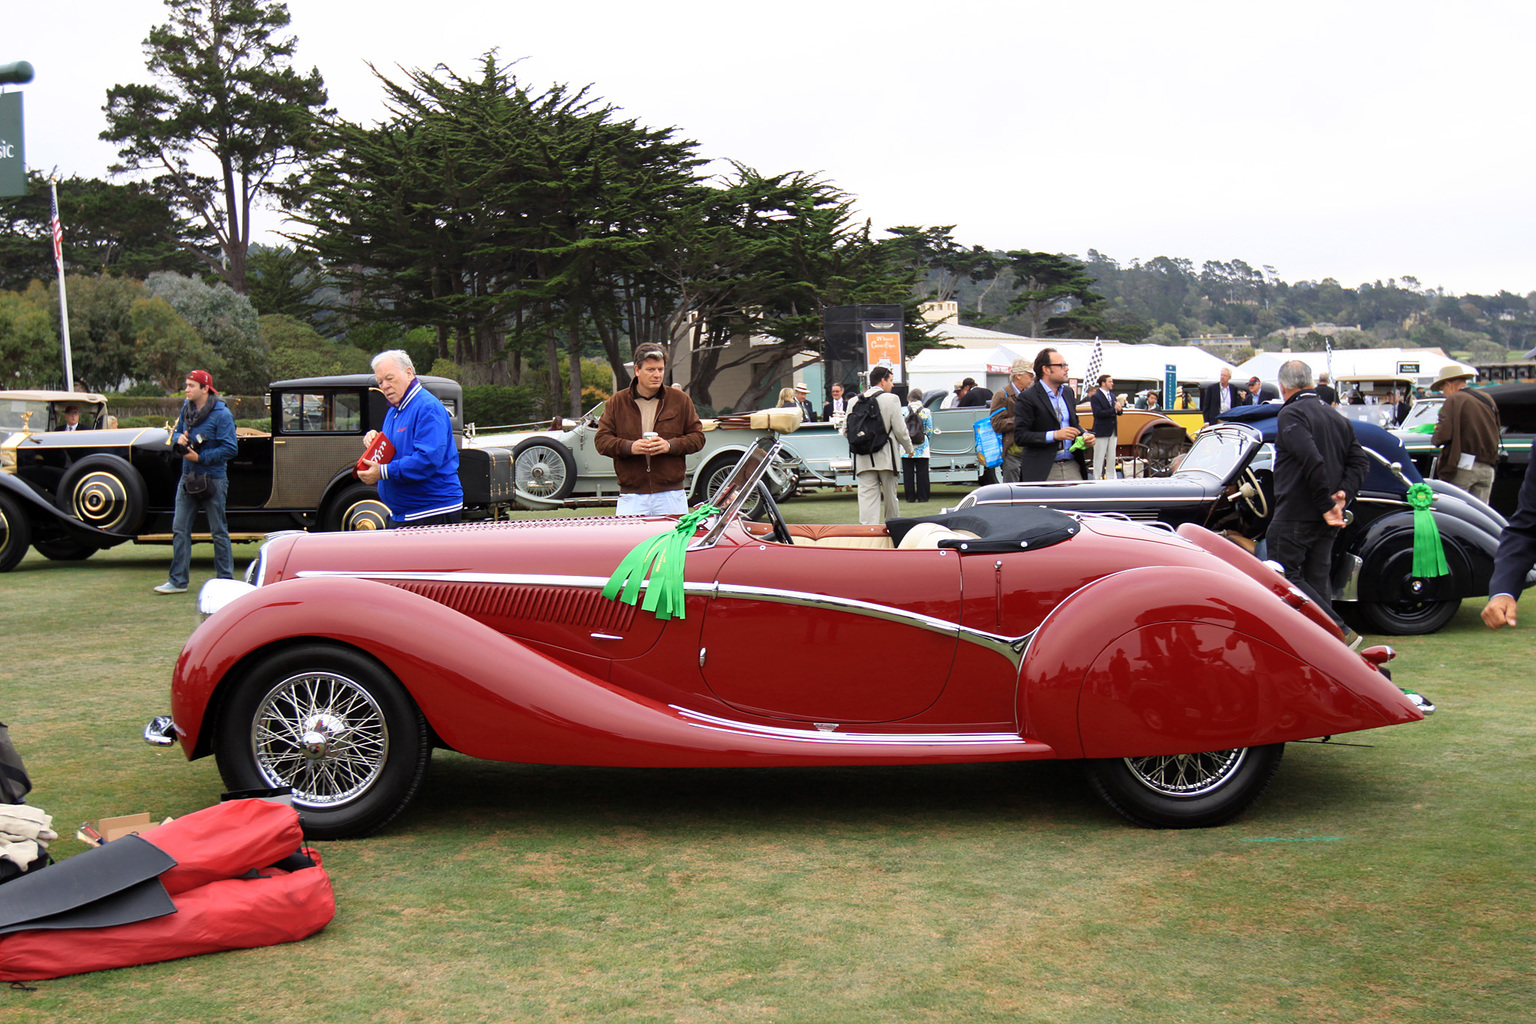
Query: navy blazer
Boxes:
[
  {"xmin": 1014, "ymin": 382, "xmax": 1087, "ymax": 481},
  {"xmin": 1200, "ymin": 382, "xmax": 1246, "ymax": 423},
  {"xmin": 1490, "ymin": 454, "xmax": 1536, "ymax": 598},
  {"xmin": 1088, "ymin": 388, "xmax": 1118, "ymax": 437}
]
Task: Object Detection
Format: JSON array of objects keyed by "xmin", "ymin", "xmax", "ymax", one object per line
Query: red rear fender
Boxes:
[{"xmin": 1020, "ymin": 565, "xmax": 1422, "ymax": 759}]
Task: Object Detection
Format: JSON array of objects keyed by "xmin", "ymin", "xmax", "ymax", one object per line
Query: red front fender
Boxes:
[{"xmin": 1020, "ymin": 565, "xmax": 1423, "ymax": 760}]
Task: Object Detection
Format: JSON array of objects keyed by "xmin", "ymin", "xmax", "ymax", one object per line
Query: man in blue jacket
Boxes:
[
  {"xmin": 357, "ymin": 350, "xmax": 463, "ymax": 527},
  {"xmin": 154, "ymin": 369, "xmax": 239, "ymax": 594},
  {"xmin": 1483, "ymin": 454, "xmax": 1536, "ymax": 628}
]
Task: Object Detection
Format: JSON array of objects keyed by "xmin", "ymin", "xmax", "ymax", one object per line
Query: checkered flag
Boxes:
[{"xmin": 1083, "ymin": 338, "xmax": 1104, "ymax": 394}]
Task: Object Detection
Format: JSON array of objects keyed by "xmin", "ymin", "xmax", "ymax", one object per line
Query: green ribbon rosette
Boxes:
[
  {"xmin": 1069, "ymin": 434, "xmax": 1087, "ymax": 452},
  {"xmin": 602, "ymin": 504, "xmax": 718, "ymax": 620},
  {"xmin": 1405, "ymin": 482, "xmax": 1449, "ymax": 578}
]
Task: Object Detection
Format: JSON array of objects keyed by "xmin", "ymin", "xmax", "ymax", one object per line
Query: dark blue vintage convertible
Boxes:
[{"xmin": 958, "ymin": 404, "xmax": 1512, "ymax": 635}]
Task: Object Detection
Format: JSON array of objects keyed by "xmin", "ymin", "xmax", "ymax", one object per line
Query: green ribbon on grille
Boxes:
[
  {"xmin": 602, "ymin": 504, "xmax": 718, "ymax": 620},
  {"xmin": 1405, "ymin": 482, "xmax": 1449, "ymax": 578}
]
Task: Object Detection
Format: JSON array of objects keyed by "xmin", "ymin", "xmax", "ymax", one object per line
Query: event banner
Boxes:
[{"xmin": 0, "ymin": 93, "xmax": 23, "ymax": 198}]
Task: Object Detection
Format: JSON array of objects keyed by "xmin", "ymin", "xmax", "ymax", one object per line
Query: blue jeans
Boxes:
[{"xmin": 168, "ymin": 475, "xmax": 232, "ymax": 588}]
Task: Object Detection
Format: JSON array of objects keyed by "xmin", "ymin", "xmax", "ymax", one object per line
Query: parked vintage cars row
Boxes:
[
  {"xmin": 0, "ymin": 376, "xmax": 515, "ymax": 573},
  {"xmin": 146, "ymin": 433, "xmax": 1429, "ymax": 838}
]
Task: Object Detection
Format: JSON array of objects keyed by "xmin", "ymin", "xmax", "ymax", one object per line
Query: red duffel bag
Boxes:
[{"xmin": 0, "ymin": 800, "xmax": 334, "ymax": 982}]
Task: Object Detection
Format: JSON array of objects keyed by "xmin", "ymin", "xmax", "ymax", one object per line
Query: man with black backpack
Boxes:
[{"xmin": 847, "ymin": 366, "xmax": 914, "ymax": 524}]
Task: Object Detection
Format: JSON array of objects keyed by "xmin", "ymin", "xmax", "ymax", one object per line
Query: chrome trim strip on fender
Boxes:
[
  {"xmin": 672, "ymin": 707, "xmax": 1030, "ymax": 748},
  {"xmin": 293, "ymin": 569, "xmax": 1037, "ymax": 667}
]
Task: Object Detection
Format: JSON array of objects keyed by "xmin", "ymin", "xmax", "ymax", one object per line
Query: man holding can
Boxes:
[{"xmin": 595, "ymin": 343, "xmax": 705, "ymax": 515}]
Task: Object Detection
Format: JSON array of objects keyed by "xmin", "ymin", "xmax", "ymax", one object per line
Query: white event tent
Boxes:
[
  {"xmin": 906, "ymin": 330, "xmax": 1238, "ymax": 400},
  {"xmin": 1232, "ymin": 348, "xmax": 1473, "ymax": 391}
]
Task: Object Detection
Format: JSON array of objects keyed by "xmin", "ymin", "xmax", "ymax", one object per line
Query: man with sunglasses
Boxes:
[{"xmin": 1013, "ymin": 348, "xmax": 1094, "ymax": 482}]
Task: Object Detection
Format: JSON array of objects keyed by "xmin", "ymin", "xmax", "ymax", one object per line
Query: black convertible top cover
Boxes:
[{"xmin": 886, "ymin": 503, "xmax": 1080, "ymax": 554}]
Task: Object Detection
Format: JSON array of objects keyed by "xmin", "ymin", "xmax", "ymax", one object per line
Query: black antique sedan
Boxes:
[
  {"xmin": 957, "ymin": 406, "xmax": 1512, "ymax": 635},
  {"xmin": 0, "ymin": 376, "xmax": 513, "ymax": 573}
]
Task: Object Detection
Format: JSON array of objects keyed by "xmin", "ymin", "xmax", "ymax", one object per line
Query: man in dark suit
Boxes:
[
  {"xmin": 1199, "ymin": 368, "xmax": 1245, "ymax": 423},
  {"xmin": 822, "ymin": 382, "xmax": 852, "ymax": 420},
  {"xmin": 1087, "ymin": 374, "xmax": 1123, "ymax": 480},
  {"xmin": 1482, "ymin": 453, "xmax": 1536, "ymax": 628},
  {"xmin": 1270, "ymin": 359, "xmax": 1368, "ymax": 637},
  {"xmin": 1013, "ymin": 348, "xmax": 1094, "ymax": 481}
]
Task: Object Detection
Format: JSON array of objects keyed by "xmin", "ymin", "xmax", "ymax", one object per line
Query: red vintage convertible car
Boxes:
[{"xmin": 146, "ymin": 436, "xmax": 1430, "ymax": 838}]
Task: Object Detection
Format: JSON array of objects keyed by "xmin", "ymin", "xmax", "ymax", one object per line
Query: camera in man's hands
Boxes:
[{"xmin": 173, "ymin": 433, "xmax": 206, "ymax": 456}]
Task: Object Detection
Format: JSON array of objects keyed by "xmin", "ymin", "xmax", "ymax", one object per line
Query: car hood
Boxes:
[
  {"xmin": 257, "ymin": 516, "xmax": 705, "ymax": 585},
  {"xmin": 464, "ymin": 427, "xmax": 568, "ymax": 449},
  {"xmin": 966, "ymin": 474, "xmax": 1224, "ymax": 515}
]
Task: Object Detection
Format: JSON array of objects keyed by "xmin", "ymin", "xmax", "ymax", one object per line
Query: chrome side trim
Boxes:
[
  {"xmin": 672, "ymin": 707, "xmax": 1029, "ymax": 747},
  {"xmin": 144, "ymin": 715, "xmax": 176, "ymax": 747},
  {"xmin": 293, "ymin": 569, "xmax": 1035, "ymax": 667}
]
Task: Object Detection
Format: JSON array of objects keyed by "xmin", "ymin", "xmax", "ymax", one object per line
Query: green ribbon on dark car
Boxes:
[
  {"xmin": 1405, "ymin": 482, "xmax": 1449, "ymax": 578},
  {"xmin": 602, "ymin": 504, "xmax": 719, "ymax": 620}
]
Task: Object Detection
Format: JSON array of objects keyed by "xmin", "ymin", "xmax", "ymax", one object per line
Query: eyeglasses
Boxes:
[{"xmin": 1046, "ymin": 362, "xmax": 1068, "ymax": 369}]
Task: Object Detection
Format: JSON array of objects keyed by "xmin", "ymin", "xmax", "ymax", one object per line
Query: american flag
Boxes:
[
  {"xmin": 1082, "ymin": 338, "xmax": 1104, "ymax": 397},
  {"xmin": 50, "ymin": 187, "xmax": 63, "ymax": 272}
]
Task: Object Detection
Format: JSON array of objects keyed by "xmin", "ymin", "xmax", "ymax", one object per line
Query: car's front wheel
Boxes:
[
  {"xmin": 1085, "ymin": 743, "xmax": 1285, "ymax": 828},
  {"xmin": 512, "ymin": 439, "xmax": 576, "ymax": 505},
  {"xmin": 1353, "ymin": 587, "xmax": 1460, "ymax": 636},
  {"xmin": 214, "ymin": 644, "xmax": 431, "ymax": 840},
  {"xmin": 0, "ymin": 491, "xmax": 33, "ymax": 573}
]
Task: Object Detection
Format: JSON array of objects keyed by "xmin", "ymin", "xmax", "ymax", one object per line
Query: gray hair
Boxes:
[
  {"xmin": 371, "ymin": 348, "xmax": 415, "ymax": 373},
  {"xmin": 1277, "ymin": 360, "xmax": 1313, "ymax": 391},
  {"xmin": 909, "ymin": 387, "xmax": 924, "ymax": 402}
]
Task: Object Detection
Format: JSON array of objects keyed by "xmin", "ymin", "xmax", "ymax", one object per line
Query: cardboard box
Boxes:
[{"xmin": 76, "ymin": 812, "xmax": 174, "ymax": 846}]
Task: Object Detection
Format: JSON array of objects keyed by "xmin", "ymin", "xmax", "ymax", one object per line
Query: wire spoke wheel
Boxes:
[
  {"xmin": 251, "ymin": 672, "xmax": 388, "ymax": 805},
  {"xmin": 1123, "ymin": 748, "xmax": 1246, "ymax": 797}
]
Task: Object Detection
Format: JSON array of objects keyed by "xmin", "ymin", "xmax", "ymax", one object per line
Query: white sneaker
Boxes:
[{"xmin": 152, "ymin": 582, "xmax": 187, "ymax": 594}]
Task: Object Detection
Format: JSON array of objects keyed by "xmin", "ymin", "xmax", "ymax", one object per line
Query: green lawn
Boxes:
[{"xmin": 2, "ymin": 495, "xmax": 1532, "ymax": 1023}]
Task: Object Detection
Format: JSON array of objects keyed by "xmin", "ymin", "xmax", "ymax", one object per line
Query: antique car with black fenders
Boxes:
[
  {"xmin": 0, "ymin": 376, "xmax": 515, "ymax": 572},
  {"xmin": 146, "ymin": 434, "xmax": 1430, "ymax": 839},
  {"xmin": 957, "ymin": 402, "xmax": 1513, "ymax": 635}
]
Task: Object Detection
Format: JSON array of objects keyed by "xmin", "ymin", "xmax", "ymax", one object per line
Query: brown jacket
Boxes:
[
  {"xmin": 594, "ymin": 380, "xmax": 706, "ymax": 493},
  {"xmin": 1431, "ymin": 387, "xmax": 1500, "ymax": 480}
]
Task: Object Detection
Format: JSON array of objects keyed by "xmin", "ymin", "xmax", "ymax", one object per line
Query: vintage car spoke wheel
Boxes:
[
  {"xmin": 55, "ymin": 454, "xmax": 146, "ymax": 534},
  {"xmin": 324, "ymin": 484, "xmax": 391, "ymax": 532},
  {"xmin": 695, "ymin": 454, "xmax": 770, "ymax": 520},
  {"xmin": 512, "ymin": 439, "xmax": 576, "ymax": 502},
  {"xmin": 1355, "ymin": 581, "xmax": 1459, "ymax": 636},
  {"xmin": 31, "ymin": 536, "xmax": 100, "ymax": 561},
  {"xmin": 0, "ymin": 492, "xmax": 34, "ymax": 573},
  {"xmin": 216, "ymin": 644, "xmax": 430, "ymax": 839},
  {"xmin": 1085, "ymin": 742, "xmax": 1285, "ymax": 828}
]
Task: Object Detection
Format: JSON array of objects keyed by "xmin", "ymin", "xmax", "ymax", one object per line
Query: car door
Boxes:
[{"xmin": 697, "ymin": 543, "xmax": 962, "ymax": 723}]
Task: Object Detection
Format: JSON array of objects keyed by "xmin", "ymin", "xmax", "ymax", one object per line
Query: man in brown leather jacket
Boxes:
[{"xmin": 595, "ymin": 343, "xmax": 705, "ymax": 515}]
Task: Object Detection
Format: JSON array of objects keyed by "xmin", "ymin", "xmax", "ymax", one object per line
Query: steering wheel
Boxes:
[
  {"xmin": 759, "ymin": 481, "xmax": 793, "ymax": 545},
  {"xmin": 1237, "ymin": 467, "xmax": 1269, "ymax": 519}
]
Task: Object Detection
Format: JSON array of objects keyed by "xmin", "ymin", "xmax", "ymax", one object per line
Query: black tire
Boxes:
[
  {"xmin": 31, "ymin": 537, "xmax": 99, "ymax": 561},
  {"xmin": 1085, "ymin": 743, "xmax": 1285, "ymax": 828},
  {"xmin": 323, "ymin": 483, "xmax": 390, "ymax": 532},
  {"xmin": 0, "ymin": 491, "xmax": 33, "ymax": 573},
  {"xmin": 512, "ymin": 438, "xmax": 576, "ymax": 503},
  {"xmin": 214, "ymin": 643, "xmax": 431, "ymax": 840},
  {"xmin": 55, "ymin": 454, "xmax": 147, "ymax": 534},
  {"xmin": 1353, "ymin": 593, "xmax": 1459, "ymax": 636}
]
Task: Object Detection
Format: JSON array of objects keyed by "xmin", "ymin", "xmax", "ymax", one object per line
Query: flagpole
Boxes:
[{"xmin": 50, "ymin": 177, "xmax": 74, "ymax": 392}]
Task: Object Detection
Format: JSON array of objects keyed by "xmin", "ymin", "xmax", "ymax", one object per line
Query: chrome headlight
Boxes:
[{"xmin": 196, "ymin": 578, "xmax": 256, "ymax": 626}]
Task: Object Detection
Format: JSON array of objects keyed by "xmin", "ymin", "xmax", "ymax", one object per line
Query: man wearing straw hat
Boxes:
[{"xmin": 1430, "ymin": 364, "xmax": 1499, "ymax": 504}]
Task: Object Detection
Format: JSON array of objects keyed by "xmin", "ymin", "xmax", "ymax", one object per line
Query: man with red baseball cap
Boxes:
[{"xmin": 154, "ymin": 369, "xmax": 238, "ymax": 594}]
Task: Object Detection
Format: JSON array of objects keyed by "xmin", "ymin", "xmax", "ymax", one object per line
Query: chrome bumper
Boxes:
[{"xmin": 144, "ymin": 715, "xmax": 177, "ymax": 747}]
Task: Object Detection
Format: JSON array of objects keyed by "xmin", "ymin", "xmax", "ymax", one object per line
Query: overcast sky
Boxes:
[{"xmin": 9, "ymin": 0, "xmax": 1535, "ymax": 296}]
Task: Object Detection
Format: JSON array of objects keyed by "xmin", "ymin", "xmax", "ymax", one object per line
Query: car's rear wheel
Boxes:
[
  {"xmin": 323, "ymin": 483, "xmax": 390, "ymax": 532},
  {"xmin": 214, "ymin": 644, "xmax": 431, "ymax": 840},
  {"xmin": 31, "ymin": 537, "xmax": 99, "ymax": 561},
  {"xmin": 0, "ymin": 492, "xmax": 33, "ymax": 573},
  {"xmin": 1353, "ymin": 582, "xmax": 1460, "ymax": 636},
  {"xmin": 512, "ymin": 439, "xmax": 576, "ymax": 505},
  {"xmin": 55, "ymin": 454, "xmax": 147, "ymax": 534},
  {"xmin": 1085, "ymin": 743, "xmax": 1285, "ymax": 828}
]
